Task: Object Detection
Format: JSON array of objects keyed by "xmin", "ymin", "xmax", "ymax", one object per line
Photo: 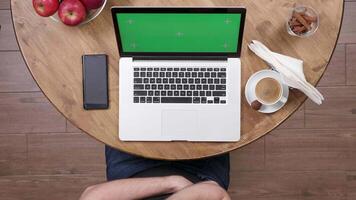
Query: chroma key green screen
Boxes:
[{"xmin": 116, "ymin": 13, "xmax": 242, "ymax": 53}]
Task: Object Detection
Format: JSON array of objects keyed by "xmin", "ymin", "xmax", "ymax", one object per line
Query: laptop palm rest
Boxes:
[{"xmin": 161, "ymin": 110, "xmax": 198, "ymax": 140}]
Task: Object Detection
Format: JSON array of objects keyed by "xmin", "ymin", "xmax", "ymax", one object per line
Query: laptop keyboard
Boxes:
[{"xmin": 132, "ymin": 67, "xmax": 227, "ymax": 104}]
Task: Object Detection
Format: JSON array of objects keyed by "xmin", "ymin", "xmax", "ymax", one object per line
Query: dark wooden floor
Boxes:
[{"xmin": 1, "ymin": 0, "xmax": 356, "ymax": 199}]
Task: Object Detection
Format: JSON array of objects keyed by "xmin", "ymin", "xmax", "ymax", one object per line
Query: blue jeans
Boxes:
[{"xmin": 105, "ymin": 145, "xmax": 230, "ymax": 190}]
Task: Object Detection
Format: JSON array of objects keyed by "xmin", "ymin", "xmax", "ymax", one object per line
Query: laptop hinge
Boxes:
[{"xmin": 133, "ymin": 56, "xmax": 228, "ymax": 61}]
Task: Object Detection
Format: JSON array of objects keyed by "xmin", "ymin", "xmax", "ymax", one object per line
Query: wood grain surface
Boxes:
[{"xmin": 10, "ymin": 0, "xmax": 343, "ymax": 160}]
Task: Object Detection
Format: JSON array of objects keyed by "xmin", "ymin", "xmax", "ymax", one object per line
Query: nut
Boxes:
[{"xmin": 251, "ymin": 100, "xmax": 262, "ymax": 110}]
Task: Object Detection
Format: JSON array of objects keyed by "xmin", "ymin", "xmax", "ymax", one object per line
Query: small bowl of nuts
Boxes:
[{"xmin": 286, "ymin": 5, "xmax": 319, "ymax": 37}]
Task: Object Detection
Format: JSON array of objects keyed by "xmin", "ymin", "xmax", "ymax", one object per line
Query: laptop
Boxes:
[{"xmin": 111, "ymin": 7, "xmax": 246, "ymax": 141}]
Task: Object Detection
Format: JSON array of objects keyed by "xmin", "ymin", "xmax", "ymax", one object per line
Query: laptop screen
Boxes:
[{"xmin": 112, "ymin": 8, "xmax": 246, "ymax": 57}]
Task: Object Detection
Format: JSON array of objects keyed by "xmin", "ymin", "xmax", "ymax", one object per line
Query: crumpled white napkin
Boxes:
[{"xmin": 248, "ymin": 40, "xmax": 324, "ymax": 105}]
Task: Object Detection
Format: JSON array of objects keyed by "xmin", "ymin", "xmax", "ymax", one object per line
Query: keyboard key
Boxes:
[
  {"xmin": 147, "ymin": 97, "xmax": 152, "ymax": 103},
  {"xmin": 161, "ymin": 91, "xmax": 167, "ymax": 96},
  {"xmin": 134, "ymin": 84, "xmax": 144, "ymax": 90},
  {"xmin": 152, "ymin": 85, "xmax": 157, "ymax": 90},
  {"xmin": 197, "ymin": 85, "xmax": 202, "ymax": 90},
  {"xmin": 177, "ymin": 85, "xmax": 183, "ymax": 90},
  {"xmin": 187, "ymin": 91, "xmax": 192, "ymax": 96},
  {"xmin": 174, "ymin": 91, "xmax": 179, "ymax": 96},
  {"xmin": 221, "ymin": 79, "xmax": 226, "ymax": 84},
  {"xmin": 154, "ymin": 68, "xmax": 159, "ymax": 71},
  {"xmin": 214, "ymin": 79, "xmax": 220, "ymax": 84},
  {"xmin": 214, "ymin": 97, "xmax": 220, "ymax": 104},
  {"xmin": 194, "ymin": 68, "xmax": 199, "ymax": 71},
  {"xmin": 195, "ymin": 79, "xmax": 200, "ymax": 84},
  {"xmin": 166, "ymin": 72, "xmax": 171, "ymax": 77},
  {"xmin": 171, "ymin": 85, "xmax": 176, "ymax": 90},
  {"xmin": 153, "ymin": 72, "xmax": 158, "ymax": 77},
  {"xmin": 211, "ymin": 72, "xmax": 216, "ymax": 77},
  {"xmin": 176, "ymin": 78, "xmax": 181, "ymax": 84},
  {"xmin": 179, "ymin": 72, "xmax": 184, "ymax": 77},
  {"xmin": 168, "ymin": 91, "xmax": 173, "ymax": 96},
  {"xmin": 173, "ymin": 72, "xmax": 178, "ymax": 77},
  {"xmin": 148, "ymin": 91, "xmax": 154, "ymax": 96},
  {"xmin": 213, "ymin": 91, "xmax": 226, "ymax": 96},
  {"xmin": 200, "ymin": 91, "xmax": 205, "ymax": 96},
  {"xmin": 174, "ymin": 68, "xmax": 179, "ymax": 71},
  {"xmin": 185, "ymin": 72, "xmax": 191, "ymax": 77},
  {"xmin": 208, "ymin": 100, "xmax": 213, "ymax": 104},
  {"xmin": 218, "ymin": 72, "xmax": 226, "ymax": 78},
  {"xmin": 169, "ymin": 78, "xmax": 174, "ymax": 83},
  {"xmin": 144, "ymin": 78, "xmax": 149, "ymax": 83},
  {"xmin": 164, "ymin": 85, "xmax": 170, "ymax": 90},
  {"xmin": 189, "ymin": 78, "xmax": 194, "ymax": 84},
  {"xmin": 134, "ymin": 91, "xmax": 147, "ymax": 96},
  {"xmin": 134, "ymin": 68, "xmax": 139, "ymax": 71},
  {"xmin": 134, "ymin": 72, "xmax": 139, "ymax": 77},
  {"xmin": 216, "ymin": 85, "xmax": 226, "ymax": 90},
  {"xmin": 207, "ymin": 68, "xmax": 213, "ymax": 71},
  {"xmin": 145, "ymin": 85, "xmax": 150, "ymax": 90},
  {"xmin": 155, "ymin": 91, "xmax": 160, "ymax": 96},
  {"xmin": 147, "ymin": 68, "xmax": 153, "ymax": 71},
  {"xmin": 147, "ymin": 72, "xmax": 152, "ymax": 77},
  {"xmin": 161, "ymin": 68, "xmax": 166, "ymax": 71},
  {"xmin": 202, "ymin": 79, "xmax": 207, "ymax": 84},
  {"xmin": 150, "ymin": 78, "xmax": 155, "ymax": 83},
  {"xmin": 190, "ymin": 85, "xmax": 195, "ymax": 90},
  {"xmin": 160, "ymin": 72, "xmax": 165, "ymax": 77},
  {"xmin": 198, "ymin": 72, "xmax": 203, "ymax": 77},
  {"xmin": 140, "ymin": 97, "xmax": 146, "ymax": 103},
  {"xmin": 133, "ymin": 97, "xmax": 139, "ymax": 103},
  {"xmin": 153, "ymin": 97, "xmax": 160, "ymax": 103},
  {"xmin": 187, "ymin": 68, "xmax": 193, "ymax": 71},
  {"xmin": 134, "ymin": 78, "xmax": 142, "ymax": 83},
  {"xmin": 193, "ymin": 91, "xmax": 199, "ymax": 96},
  {"xmin": 140, "ymin": 68, "xmax": 146, "ymax": 71},
  {"xmin": 140, "ymin": 72, "xmax": 146, "ymax": 77},
  {"xmin": 180, "ymin": 91, "xmax": 186, "ymax": 96},
  {"xmin": 205, "ymin": 72, "xmax": 210, "ymax": 77},
  {"xmin": 192, "ymin": 72, "xmax": 197, "ymax": 77},
  {"xmin": 203, "ymin": 85, "xmax": 208, "ymax": 90},
  {"xmin": 156, "ymin": 78, "xmax": 162, "ymax": 83},
  {"xmin": 221, "ymin": 68, "xmax": 226, "ymax": 71},
  {"xmin": 206, "ymin": 91, "xmax": 212, "ymax": 96},
  {"xmin": 167, "ymin": 68, "xmax": 173, "ymax": 71},
  {"xmin": 184, "ymin": 85, "xmax": 189, "ymax": 90},
  {"xmin": 163, "ymin": 78, "xmax": 168, "ymax": 83},
  {"xmin": 182, "ymin": 78, "xmax": 188, "ymax": 84},
  {"xmin": 158, "ymin": 85, "xmax": 163, "ymax": 90},
  {"xmin": 200, "ymin": 68, "xmax": 206, "ymax": 71},
  {"xmin": 214, "ymin": 68, "xmax": 219, "ymax": 71},
  {"xmin": 161, "ymin": 97, "xmax": 192, "ymax": 103},
  {"xmin": 208, "ymin": 79, "xmax": 213, "ymax": 84},
  {"xmin": 193, "ymin": 97, "xmax": 200, "ymax": 103},
  {"xmin": 209, "ymin": 85, "xmax": 215, "ymax": 90},
  {"xmin": 201, "ymin": 97, "xmax": 207, "ymax": 103},
  {"xmin": 220, "ymin": 100, "xmax": 226, "ymax": 104}
]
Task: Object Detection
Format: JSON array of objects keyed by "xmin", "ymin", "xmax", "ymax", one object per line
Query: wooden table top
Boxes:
[{"xmin": 11, "ymin": 0, "xmax": 343, "ymax": 160}]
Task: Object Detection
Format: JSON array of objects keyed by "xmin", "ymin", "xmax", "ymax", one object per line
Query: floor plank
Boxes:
[
  {"xmin": 27, "ymin": 132, "xmax": 105, "ymax": 175},
  {"xmin": 0, "ymin": 0, "xmax": 10, "ymax": 9},
  {"xmin": 230, "ymin": 138, "xmax": 265, "ymax": 171},
  {"xmin": 347, "ymin": 172, "xmax": 356, "ymax": 200},
  {"xmin": 0, "ymin": 51, "xmax": 39, "ymax": 92},
  {"xmin": 0, "ymin": 10, "xmax": 19, "ymax": 50},
  {"xmin": 277, "ymin": 104, "xmax": 304, "ymax": 129},
  {"xmin": 0, "ymin": 92, "xmax": 66, "ymax": 134},
  {"xmin": 66, "ymin": 120, "xmax": 82, "ymax": 133},
  {"xmin": 346, "ymin": 44, "xmax": 356, "ymax": 85},
  {"xmin": 0, "ymin": 174, "xmax": 105, "ymax": 200},
  {"xmin": 305, "ymin": 86, "xmax": 356, "ymax": 128},
  {"xmin": 266, "ymin": 129, "xmax": 356, "ymax": 170},
  {"xmin": 0, "ymin": 134, "xmax": 27, "ymax": 176},
  {"xmin": 319, "ymin": 44, "xmax": 346, "ymax": 86},
  {"xmin": 228, "ymin": 171, "xmax": 347, "ymax": 200},
  {"xmin": 338, "ymin": 2, "xmax": 356, "ymax": 43}
]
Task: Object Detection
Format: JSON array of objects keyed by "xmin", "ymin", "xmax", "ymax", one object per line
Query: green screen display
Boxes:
[{"xmin": 116, "ymin": 13, "xmax": 241, "ymax": 53}]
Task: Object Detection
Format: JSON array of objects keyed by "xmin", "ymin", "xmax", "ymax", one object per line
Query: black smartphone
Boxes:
[{"xmin": 82, "ymin": 54, "xmax": 108, "ymax": 110}]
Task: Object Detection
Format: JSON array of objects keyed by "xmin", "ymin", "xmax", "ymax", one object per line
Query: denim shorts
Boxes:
[{"xmin": 105, "ymin": 145, "xmax": 230, "ymax": 190}]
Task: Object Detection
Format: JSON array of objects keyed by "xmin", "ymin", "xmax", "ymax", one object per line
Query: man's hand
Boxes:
[{"xmin": 166, "ymin": 175, "xmax": 194, "ymax": 193}]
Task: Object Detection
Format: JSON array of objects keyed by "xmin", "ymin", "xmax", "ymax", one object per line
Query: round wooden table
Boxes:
[{"xmin": 11, "ymin": 0, "xmax": 343, "ymax": 160}]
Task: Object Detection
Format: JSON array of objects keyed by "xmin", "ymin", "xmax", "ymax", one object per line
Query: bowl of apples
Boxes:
[{"xmin": 32, "ymin": 0, "xmax": 107, "ymax": 26}]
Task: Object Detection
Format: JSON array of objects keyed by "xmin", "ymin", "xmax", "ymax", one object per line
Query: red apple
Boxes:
[
  {"xmin": 80, "ymin": 0, "xmax": 104, "ymax": 10},
  {"xmin": 32, "ymin": 0, "xmax": 59, "ymax": 17},
  {"xmin": 58, "ymin": 0, "xmax": 87, "ymax": 26}
]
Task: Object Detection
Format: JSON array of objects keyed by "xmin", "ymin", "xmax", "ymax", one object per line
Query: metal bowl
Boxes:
[{"xmin": 50, "ymin": 0, "xmax": 107, "ymax": 26}]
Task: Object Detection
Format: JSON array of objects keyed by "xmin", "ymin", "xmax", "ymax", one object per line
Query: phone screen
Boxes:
[{"xmin": 82, "ymin": 54, "xmax": 108, "ymax": 109}]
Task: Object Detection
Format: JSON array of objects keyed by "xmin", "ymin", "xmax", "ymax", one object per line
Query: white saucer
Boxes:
[{"xmin": 245, "ymin": 69, "xmax": 289, "ymax": 113}]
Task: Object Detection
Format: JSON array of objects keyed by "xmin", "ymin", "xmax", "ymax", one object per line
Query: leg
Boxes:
[
  {"xmin": 173, "ymin": 153, "xmax": 230, "ymax": 190},
  {"xmin": 105, "ymin": 145, "xmax": 167, "ymax": 181}
]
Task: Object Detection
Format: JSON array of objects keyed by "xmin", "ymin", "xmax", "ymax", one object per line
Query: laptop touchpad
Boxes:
[{"xmin": 162, "ymin": 110, "xmax": 198, "ymax": 139}]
